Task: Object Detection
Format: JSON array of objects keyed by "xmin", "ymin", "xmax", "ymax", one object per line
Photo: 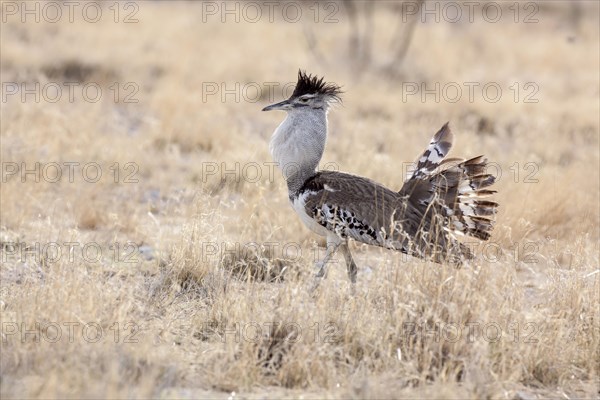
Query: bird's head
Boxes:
[{"xmin": 262, "ymin": 70, "xmax": 342, "ymax": 112}]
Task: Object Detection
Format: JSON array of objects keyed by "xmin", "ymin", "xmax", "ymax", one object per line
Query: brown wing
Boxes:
[
  {"xmin": 299, "ymin": 171, "xmax": 407, "ymax": 247},
  {"xmin": 301, "ymin": 169, "xmax": 474, "ymax": 264}
]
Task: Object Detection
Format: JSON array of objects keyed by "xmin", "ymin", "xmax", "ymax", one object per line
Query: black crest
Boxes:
[{"xmin": 291, "ymin": 70, "xmax": 342, "ymax": 100}]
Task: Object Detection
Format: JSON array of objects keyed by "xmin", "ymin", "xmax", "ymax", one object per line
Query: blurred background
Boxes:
[
  {"xmin": 1, "ymin": 1, "xmax": 599, "ymax": 398},
  {"xmin": 2, "ymin": 1, "xmax": 598, "ymax": 240}
]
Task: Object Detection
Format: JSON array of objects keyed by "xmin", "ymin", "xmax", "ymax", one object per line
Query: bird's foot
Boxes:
[
  {"xmin": 314, "ymin": 260, "xmax": 328, "ymax": 279},
  {"xmin": 308, "ymin": 261, "xmax": 327, "ymax": 293},
  {"xmin": 308, "ymin": 275, "xmax": 326, "ymax": 296},
  {"xmin": 347, "ymin": 260, "xmax": 357, "ymax": 284}
]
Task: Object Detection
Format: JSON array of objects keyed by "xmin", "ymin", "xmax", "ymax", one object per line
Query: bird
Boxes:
[{"xmin": 262, "ymin": 70, "xmax": 498, "ymax": 283}]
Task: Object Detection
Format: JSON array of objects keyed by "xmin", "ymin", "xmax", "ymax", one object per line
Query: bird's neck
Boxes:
[{"xmin": 269, "ymin": 109, "xmax": 328, "ymax": 194}]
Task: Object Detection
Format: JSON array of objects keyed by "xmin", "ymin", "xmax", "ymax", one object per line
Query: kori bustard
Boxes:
[{"xmin": 263, "ymin": 70, "xmax": 498, "ymax": 283}]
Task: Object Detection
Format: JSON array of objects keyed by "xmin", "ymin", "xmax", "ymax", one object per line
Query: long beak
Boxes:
[{"xmin": 262, "ymin": 100, "xmax": 290, "ymax": 111}]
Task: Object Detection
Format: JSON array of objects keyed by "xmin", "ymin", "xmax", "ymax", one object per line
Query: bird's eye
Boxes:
[{"xmin": 299, "ymin": 97, "xmax": 309, "ymax": 103}]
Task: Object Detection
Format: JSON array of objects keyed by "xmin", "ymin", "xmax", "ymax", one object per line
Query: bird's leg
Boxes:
[
  {"xmin": 314, "ymin": 238, "xmax": 341, "ymax": 279},
  {"xmin": 340, "ymin": 241, "xmax": 358, "ymax": 283}
]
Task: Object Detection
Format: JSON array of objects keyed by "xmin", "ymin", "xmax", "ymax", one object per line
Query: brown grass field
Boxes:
[{"xmin": 1, "ymin": 1, "xmax": 599, "ymax": 398}]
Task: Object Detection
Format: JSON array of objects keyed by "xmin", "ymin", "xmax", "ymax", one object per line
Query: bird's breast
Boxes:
[{"xmin": 290, "ymin": 189, "xmax": 330, "ymax": 238}]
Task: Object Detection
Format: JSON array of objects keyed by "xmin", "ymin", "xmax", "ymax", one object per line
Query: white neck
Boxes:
[{"xmin": 269, "ymin": 108, "xmax": 328, "ymax": 194}]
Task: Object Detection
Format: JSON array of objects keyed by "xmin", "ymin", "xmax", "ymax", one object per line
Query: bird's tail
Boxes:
[
  {"xmin": 431, "ymin": 155, "xmax": 498, "ymax": 241},
  {"xmin": 399, "ymin": 123, "xmax": 498, "ymax": 263}
]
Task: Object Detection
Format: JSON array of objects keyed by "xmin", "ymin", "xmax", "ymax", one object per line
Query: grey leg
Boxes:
[
  {"xmin": 340, "ymin": 241, "xmax": 358, "ymax": 283},
  {"xmin": 309, "ymin": 236, "xmax": 343, "ymax": 293},
  {"xmin": 314, "ymin": 236, "xmax": 341, "ymax": 279}
]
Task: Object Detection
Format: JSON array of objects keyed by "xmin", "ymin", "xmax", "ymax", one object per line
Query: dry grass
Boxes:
[{"xmin": 1, "ymin": 1, "xmax": 599, "ymax": 398}]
